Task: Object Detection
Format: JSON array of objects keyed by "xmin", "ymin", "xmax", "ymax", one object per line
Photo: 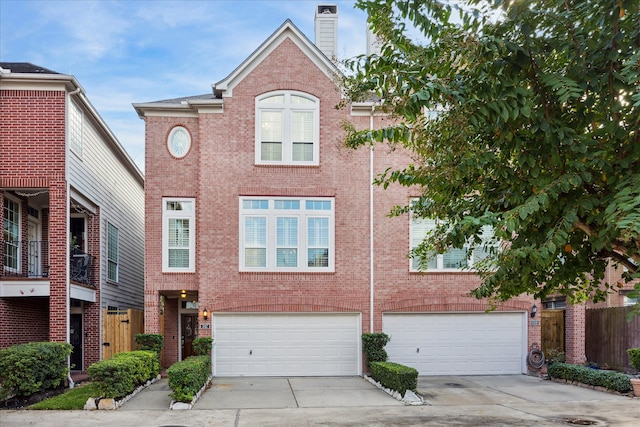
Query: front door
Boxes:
[
  {"xmin": 181, "ymin": 314, "xmax": 197, "ymax": 360},
  {"xmin": 70, "ymin": 314, "xmax": 83, "ymax": 370}
]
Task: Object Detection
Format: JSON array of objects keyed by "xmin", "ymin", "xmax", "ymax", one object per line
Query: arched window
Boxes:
[{"xmin": 255, "ymin": 91, "xmax": 319, "ymax": 165}]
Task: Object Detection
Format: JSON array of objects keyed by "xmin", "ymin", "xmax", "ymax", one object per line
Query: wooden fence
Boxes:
[
  {"xmin": 541, "ymin": 310, "xmax": 565, "ymax": 355},
  {"xmin": 102, "ymin": 309, "xmax": 144, "ymax": 360},
  {"xmin": 585, "ymin": 306, "xmax": 640, "ymax": 371}
]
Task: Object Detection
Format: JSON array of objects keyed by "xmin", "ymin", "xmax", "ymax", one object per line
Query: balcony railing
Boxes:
[{"xmin": 1, "ymin": 240, "xmax": 95, "ymax": 288}]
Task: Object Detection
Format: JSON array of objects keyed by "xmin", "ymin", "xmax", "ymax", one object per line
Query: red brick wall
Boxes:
[
  {"xmin": 1, "ymin": 89, "xmax": 69, "ymax": 345},
  {"xmin": 0, "ymin": 297, "xmax": 49, "ymax": 347}
]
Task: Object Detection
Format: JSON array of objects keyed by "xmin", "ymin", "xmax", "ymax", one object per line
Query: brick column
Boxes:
[
  {"xmin": 565, "ymin": 303, "xmax": 586, "ymax": 364},
  {"xmin": 48, "ymin": 180, "xmax": 68, "ymax": 343}
]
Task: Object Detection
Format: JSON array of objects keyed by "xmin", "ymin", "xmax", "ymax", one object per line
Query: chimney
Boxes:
[
  {"xmin": 315, "ymin": 4, "xmax": 338, "ymax": 60},
  {"xmin": 366, "ymin": 23, "xmax": 382, "ymax": 57}
]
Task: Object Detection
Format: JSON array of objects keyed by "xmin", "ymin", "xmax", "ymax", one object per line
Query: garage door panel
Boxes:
[
  {"xmin": 384, "ymin": 313, "xmax": 525, "ymax": 375},
  {"xmin": 214, "ymin": 313, "xmax": 360, "ymax": 376}
]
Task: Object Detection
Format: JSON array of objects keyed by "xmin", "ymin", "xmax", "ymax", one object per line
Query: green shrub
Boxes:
[
  {"xmin": 362, "ymin": 333, "xmax": 390, "ymax": 368},
  {"xmin": 192, "ymin": 337, "xmax": 213, "ymax": 356},
  {"xmin": 87, "ymin": 350, "xmax": 158, "ymax": 399},
  {"xmin": 167, "ymin": 355, "xmax": 211, "ymax": 403},
  {"xmin": 0, "ymin": 342, "xmax": 72, "ymax": 398},
  {"xmin": 134, "ymin": 334, "xmax": 164, "ymax": 354},
  {"xmin": 626, "ymin": 348, "xmax": 640, "ymax": 371},
  {"xmin": 370, "ymin": 361, "xmax": 418, "ymax": 397},
  {"xmin": 548, "ymin": 362, "xmax": 632, "ymax": 393},
  {"xmin": 545, "ymin": 348, "xmax": 565, "ymax": 365}
]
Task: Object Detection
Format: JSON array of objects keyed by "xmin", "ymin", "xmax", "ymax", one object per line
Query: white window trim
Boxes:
[
  {"xmin": 255, "ymin": 91, "xmax": 320, "ymax": 166},
  {"xmin": 239, "ymin": 197, "xmax": 334, "ymax": 272},
  {"xmin": 107, "ymin": 222, "xmax": 119, "ymax": 283},
  {"xmin": 162, "ymin": 198, "xmax": 196, "ymax": 273}
]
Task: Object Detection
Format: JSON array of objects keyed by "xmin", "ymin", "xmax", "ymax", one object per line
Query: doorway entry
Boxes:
[
  {"xmin": 70, "ymin": 313, "xmax": 83, "ymax": 370},
  {"xmin": 181, "ymin": 314, "xmax": 198, "ymax": 359}
]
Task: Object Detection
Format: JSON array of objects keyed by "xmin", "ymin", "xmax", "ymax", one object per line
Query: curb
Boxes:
[
  {"xmin": 84, "ymin": 374, "xmax": 161, "ymax": 410},
  {"xmin": 363, "ymin": 375, "xmax": 424, "ymax": 405}
]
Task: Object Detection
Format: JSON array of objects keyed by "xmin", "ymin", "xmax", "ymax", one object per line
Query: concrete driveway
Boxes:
[{"xmin": 1, "ymin": 375, "xmax": 638, "ymax": 426}]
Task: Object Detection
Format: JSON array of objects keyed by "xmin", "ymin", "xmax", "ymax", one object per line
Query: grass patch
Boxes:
[{"xmin": 29, "ymin": 382, "xmax": 100, "ymax": 410}]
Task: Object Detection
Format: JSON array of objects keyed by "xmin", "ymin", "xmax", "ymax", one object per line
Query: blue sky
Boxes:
[{"xmin": 0, "ymin": 0, "xmax": 369, "ymax": 172}]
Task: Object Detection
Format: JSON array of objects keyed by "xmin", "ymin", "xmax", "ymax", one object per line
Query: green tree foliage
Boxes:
[{"xmin": 342, "ymin": 0, "xmax": 639, "ymax": 305}]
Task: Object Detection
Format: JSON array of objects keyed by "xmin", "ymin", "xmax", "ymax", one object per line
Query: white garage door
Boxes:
[
  {"xmin": 383, "ymin": 312, "xmax": 526, "ymax": 375},
  {"xmin": 214, "ymin": 313, "xmax": 361, "ymax": 376}
]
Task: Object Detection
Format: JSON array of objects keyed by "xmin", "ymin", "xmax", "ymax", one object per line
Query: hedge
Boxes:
[
  {"xmin": 87, "ymin": 350, "xmax": 159, "ymax": 399},
  {"xmin": 362, "ymin": 333, "xmax": 390, "ymax": 368},
  {"xmin": 167, "ymin": 355, "xmax": 211, "ymax": 403},
  {"xmin": 548, "ymin": 362, "xmax": 632, "ymax": 393},
  {"xmin": 0, "ymin": 342, "xmax": 72, "ymax": 398},
  {"xmin": 627, "ymin": 348, "xmax": 640, "ymax": 371},
  {"xmin": 370, "ymin": 361, "xmax": 418, "ymax": 397},
  {"xmin": 192, "ymin": 337, "xmax": 213, "ymax": 356}
]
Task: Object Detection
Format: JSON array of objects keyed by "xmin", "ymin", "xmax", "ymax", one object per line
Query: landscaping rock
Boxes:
[
  {"xmin": 97, "ymin": 398, "xmax": 116, "ymax": 410},
  {"xmin": 83, "ymin": 398, "xmax": 97, "ymax": 411}
]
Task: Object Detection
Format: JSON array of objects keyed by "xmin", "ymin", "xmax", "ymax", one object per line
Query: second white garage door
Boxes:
[
  {"xmin": 213, "ymin": 313, "xmax": 361, "ymax": 376},
  {"xmin": 383, "ymin": 312, "xmax": 526, "ymax": 375}
]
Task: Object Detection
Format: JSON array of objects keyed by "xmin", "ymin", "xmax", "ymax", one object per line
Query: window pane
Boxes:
[
  {"xmin": 277, "ymin": 217, "xmax": 298, "ymax": 246},
  {"xmin": 274, "ymin": 200, "xmax": 300, "ymax": 210},
  {"xmin": 308, "ymin": 248, "xmax": 328, "ymax": 267},
  {"xmin": 244, "ymin": 217, "xmax": 266, "ymax": 246},
  {"xmin": 243, "ymin": 200, "xmax": 269, "ymax": 209},
  {"xmin": 308, "ymin": 217, "xmax": 328, "ymax": 246},
  {"xmin": 411, "ymin": 256, "xmax": 437, "ymax": 271},
  {"xmin": 4, "ymin": 198, "xmax": 20, "ymax": 270},
  {"xmin": 291, "ymin": 111, "xmax": 313, "ymax": 142},
  {"xmin": 166, "ymin": 201, "xmax": 193, "ymax": 211},
  {"xmin": 277, "ymin": 248, "xmax": 298, "ymax": 267},
  {"xmin": 169, "ymin": 248, "xmax": 190, "ymax": 268},
  {"xmin": 292, "ymin": 142, "xmax": 313, "ymax": 161},
  {"xmin": 306, "ymin": 200, "xmax": 331, "ymax": 210},
  {"xmin": 245, "ymin": 248, "xmax": 266, "ymax": 267},
  {"xmin": 291, "ymin": 95, "xmax": 314, "ymax": 105},
  {"xmin": 261, "ymin": 142, "xmax": 282, "ymax": 161},
  {"xmin": 443, "ymin": 248, "xmax": 467, "ymax": 268},
  {"xmin": 259, "ymin": 95, "xmax": 284, "ymax": 104},
  {"xmin": 261, "ymin": 111, "xmax": 282, "ymax": 141},
  {"xmin": 169, "ymin": 219, "xmax": 190, "ymax": 247}
]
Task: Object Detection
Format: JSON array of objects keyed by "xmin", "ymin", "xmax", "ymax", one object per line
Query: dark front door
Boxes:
[
  {"xmin": 181, "ymin": 314, "xmax": 197, "ymax": 359},
  {"xmin": 70, "ymin": 314, "xmax": 83, "ymax": 370}
]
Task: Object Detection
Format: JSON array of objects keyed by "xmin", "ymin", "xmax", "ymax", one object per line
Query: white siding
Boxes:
[{"xmin": 68, "ymin": 99, "xmax": 144, "ymax": 310}]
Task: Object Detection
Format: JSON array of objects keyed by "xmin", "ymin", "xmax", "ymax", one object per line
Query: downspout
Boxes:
[{"xmin": 369, "ymin": 105, "xmax": 375, "ymax": 333}]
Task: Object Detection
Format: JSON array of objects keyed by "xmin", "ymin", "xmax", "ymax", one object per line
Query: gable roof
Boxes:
[
  {"xmin": 134, "ymin": 19, "xmax": 342, "ymax": 118},
  {"xmin": 213, "ymin": 19, "xmax": 341, "ymax": 98}
]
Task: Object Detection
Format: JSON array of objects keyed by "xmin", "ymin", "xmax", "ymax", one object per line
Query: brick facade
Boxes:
[
  {"xmin": 1, "ymin": 72, "xmax": 143, "ymax": 372},
  {"xmin": 139, "ymin": 21, "xmax": 553, "ymax": 373}
]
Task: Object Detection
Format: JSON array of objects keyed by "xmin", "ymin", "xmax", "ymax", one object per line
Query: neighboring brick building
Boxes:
[
  {"xmin": 135, "ymin": 5, "xmax": 586, "ymax": 375},
  {"xmin": 1, "ymin": 63, "xmax": 145, "ymax": 372}
]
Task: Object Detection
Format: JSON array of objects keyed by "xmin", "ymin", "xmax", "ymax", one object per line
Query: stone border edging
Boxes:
[
  {"xmin": 84, "ymin": 374, "xmax": 162, "ymax": 410},
  {"xmin": 363, "ymin": 375, "xmax": 424, "ymax": 405},
  {"xmin": 169, "ymin": 375, "xmax": 213, "ymax": 410},
  {"xmin": 549, "ymin": 377, "xmax": 635, "ymax": 398}
]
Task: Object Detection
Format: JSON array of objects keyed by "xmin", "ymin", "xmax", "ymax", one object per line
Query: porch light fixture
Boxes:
[
  {"xmin": 530, "ymin": 304, "xmax": 538, "ymax": 318},
  {"xmin": 203, "ymin": 308, "xmax": 208, "ymax": 321},
  {"xmin": 180, "ymin": 290, "xmax": 187, "ymax": 299}
]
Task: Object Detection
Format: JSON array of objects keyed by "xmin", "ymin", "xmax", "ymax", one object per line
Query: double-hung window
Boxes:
[
  {"xmin": 240, "ymin": 197, "xmax": 334, "ymax": 272},
  {"xmin": 256, "ymin": 91, "xmax": 319, "ymax": 165},
  {"xmin": 107, "ymin": 222, "xmax": 119, "ymax": 282},
  {"xmin": 162, "ymin": 198, "xmax": 195, "ymax": 272},
  {"xmin": 3, "ymin": 195, "xmax": 20, "ymax": 272},
  {"xmin": 410, "ymin": 210, "xmax": 496, "ymax": 272}
]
